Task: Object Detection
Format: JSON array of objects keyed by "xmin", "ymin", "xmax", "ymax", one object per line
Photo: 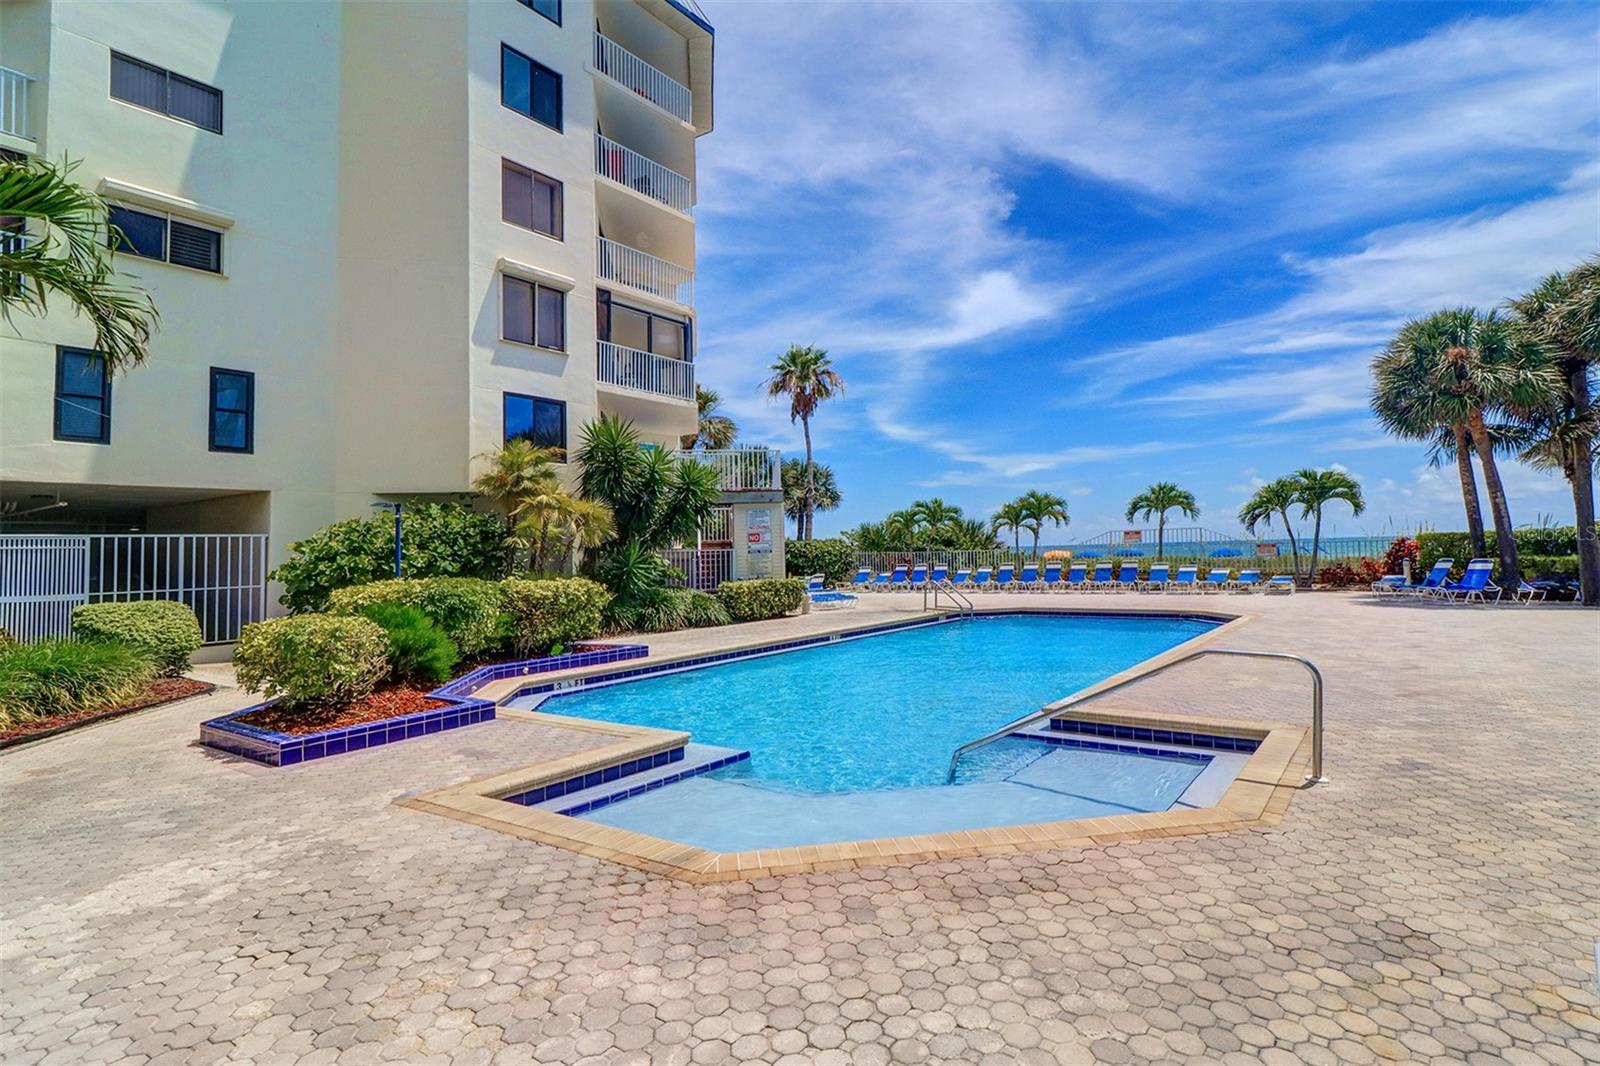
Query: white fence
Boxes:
[
  {"xmin": 680, "ymin": 448, "xmax": 781, "ymax": 492},
  {"xmin": 597, "ymin": 236, "xmax": 694, "ymax": 306},
  {"xmin": 700, "ymin": 505, "xmax": 732, "ymax": 544},
  {"xmin": 660, "ymin": 548, "xmax": 734, "ymax": 591},
  {"xmin": 0, "ymin": 67, "xmax": 32, "ymax": 140},
  {"xmin": 596, "ymin": 340, "xmax": 695, "ymax": 401},
  {"xmin": 593, "ymin": 32, "xmax": 693, "ymax": 123},
  {"xmin": 0, "ymin": 533, "xmax": 269, "ymax": 644},
  {"xmin": 596, "ymin": 134, "xmax": 693, "ymax": 214}
]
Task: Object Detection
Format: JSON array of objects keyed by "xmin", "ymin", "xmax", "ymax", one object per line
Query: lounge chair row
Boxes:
[
  {"xmin": 844, "ymin": 563, "xmax": 1298, "ymax": 594},
  {"xmin": 1370, "ymin": 558, "xmax": 1545, "ymax": 605}
]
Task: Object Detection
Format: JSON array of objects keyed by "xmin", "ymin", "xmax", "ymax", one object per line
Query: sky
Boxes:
[{"xmin": 685, "ymin": 0, "xmax": 1600, "ymax": 543}]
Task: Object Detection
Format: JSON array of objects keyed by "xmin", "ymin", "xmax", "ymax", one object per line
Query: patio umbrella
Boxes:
[{"xmin": 1210, "ymin": 547, "xmax": 1243, "ymax": 557}]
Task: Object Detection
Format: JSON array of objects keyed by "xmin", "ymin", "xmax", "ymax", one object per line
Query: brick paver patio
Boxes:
[{"xmin": 2, "ymin": 593, "xmax": 1596, "ymax": 1065}]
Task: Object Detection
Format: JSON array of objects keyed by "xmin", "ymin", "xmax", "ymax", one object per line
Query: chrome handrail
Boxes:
[
  {"xmin": 924, "ymin": 578, "xmax": 974, "ymax": 618},
  {"xmin": 945, "ymin": 648, "xmax": 1324, "ymax": 785}
]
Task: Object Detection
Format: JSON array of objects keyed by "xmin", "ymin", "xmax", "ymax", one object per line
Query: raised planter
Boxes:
[{"xmin": 200, "ymin": 642, "xmax": 648, "ymax": 767}]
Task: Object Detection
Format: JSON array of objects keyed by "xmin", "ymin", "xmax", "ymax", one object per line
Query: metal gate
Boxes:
[{"xmin": 0, "ymin": 536, "xmax": 90, "ymax": 643}]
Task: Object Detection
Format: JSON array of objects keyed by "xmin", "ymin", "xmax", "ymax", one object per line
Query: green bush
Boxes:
[
  {"xmin": 500, "ymin": 577, "xmax": 611, "ymax": 656},
  {"xmin": 613, "ymin": 588, "xmax": 732, "ymax": 634},
  {"xmin": 715, "ymin": 578, "xmax": 806, "ymax": 622},
  {"xmin": 1520, "ymin": 554, "xmax": 1580, "ymax": 580},
  {"xmin": 1418, "ymin": 530, "xmax": 1584, "ymax": 583},
  {"xmin": 785, "ymin": 538, "xmax": 857, "ymax": 584},
  {"xmin": 0, "ymin": 639, "xmax": 156, "ymax": 729},
  {"xmin": 71, "ymin": 600, "xmax": 203, "ymax": 677},
  {"xmin": 233, "ymin": 614, "xmax": 390, "ymax": 709},
  {"xmin": 270, "ymin": 502, "xmax": 508, "ymax": 612},
  {"xmin": 357, "ymin": 604, "xmax": 458, "ymax": 686},
  {"xmin": 328, "ymin": 577, "xmax": 504, "ymax": 657}
]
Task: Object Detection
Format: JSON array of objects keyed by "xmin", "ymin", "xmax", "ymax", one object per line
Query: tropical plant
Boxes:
[
  {"xmin": 992, "ymin": 501, "xmax": 1027, "ymax": 555},
  {"xmin": 1238, "ymin": 477, "xmax": 1305, "ymax": 579},
  {"xmin": 357, "ymin": 603, "xmax": 458, "ymax": 686},
  {"xmin": 1507, "ymin": 256, "xmax": 1599, "ymax": 606},
  {"xmin": 473, "ymin": 439, "xmax": 563, "ymax": 515},
  {"xmin": 575, "ymin": 415, "xmax": 720, "ymax": 550},
  {"xmin": 630, "ymin": 588, "xmax": 731, "ymax": 633},
  {"xmin": 782, "ymin": 458, "xmax": 840, "ymax": 539},
  {"xmin": 764, "ymin": 344, "xmax": 843, "ymax": 541},
  {"xmin": 1124, "ymin": 482, "xmax": 1199, "ymax": 559},
  {"xmin": 0, "ymin": 155, "xmax": 159, "ymax": 374},
  {"xmin": 71, "ymin": 600, "xmax": 202, "ymax": 678},
  {"xmin": 1290, "ymin": 469, "xmax": 1366, "ymax": 583},
  {"xmin": 233, "ymin": 614, "xmax": 390, "ymax": 709},
  {"xmin": 473, "ymin": 441, "xmax": 612, "ymax": 573},
  {"xmin": 1016, "ymin": 491, "xmax": 1069, "ymax": 558},
  {"xmin": 680, "ymin": 385, "xmax": 738, "ymax": 450}
]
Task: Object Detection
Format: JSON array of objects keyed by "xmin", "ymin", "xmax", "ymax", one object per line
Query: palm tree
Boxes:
[
  {"xmin": 1, "ymin": 155, "xmax": 159, "ymax": 373},
  {"xmin": 473, "ymin": 439, "xmax": 563, "ymax": 516},
  {"xmin": 1507, "ymin": 257, "xmax": 1599, "ymax": 605},
  {"xmin": 1017, "ymin": 491, "xmax": 1069, "ymax": 559},
  {"xmin": 992, "ymin": 501, "xmax": 1027, "ymax": 556},
  {"xmin": 909, "ymin": 497, "xmax": 963, "ymax": 530},
  {"xmin": 576, "ymin": 414, "xmax": 720, "ymax": 549},
  {"xmin": 781, "ymin": 458, "xmax": 839, "ymax": 538},
  {"xmin": 1291, "ymin": 469, "xmax": 1365, "ymax": 583},
  {"xmin": 1238, "ymin": 477, "xmax": 1305, "ymax": 579},
  {"xmin": 764, "ymin": 344, "xmax": 843, "ymax": 541},
  {"xmin": 1124, "ymin": 482, "xmax": 1199, "ymax": 559},
  {"xmin": 679, "ymin": 385, "xmax": 738, "ymax": 451}
]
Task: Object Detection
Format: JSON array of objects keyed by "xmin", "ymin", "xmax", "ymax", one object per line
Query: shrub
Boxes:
[
  {"xmin": 328, "ymin": 577, "xmax": 503, "ymax": 657},
  {"xmin": 500, "ymin": 577, "xmax": 611, "ymax": 656},
  {"xmin": 716, "ymin": 578, "xmax": 806, "ymax": 622},
  {"xmin": 1379, "ymin": 536, "xmax": 1419, "ymax": 577},
  {"xmin": 0, "ymin": 639, "xmax": 156, "ymax": 729},
  {"xmin": 270, "ymin": 503, "xmax": 508, "ymax": 612},
  {"xmin": 233, "ymin": 614, "xmax": 389, "ymax": 709},
  {"xmin": 0, "ymin": 626, "xmax": 16, "ymax": 652},
  {"xmin": 71, "ymin": 600, "xmax": 203, "ymax": 677},
  {"xmin": 785, "ymin": 538, "xmax": 857, "ymax": 584},
  {"xmin": 357, "ymin": 604, "xmax": 458, "ymax": 686},
  {"xmin": 615, "ymin": 588, "xmax": 732, "ymax": 634},
  {"xmin": 1417, "ymin": 527, "xmax": 1588, "ymax": 583},
  {"xmin": 1315, "ymin": 563, "xmax": 1363, "ymax": 589},
  {"xmin": 1520, "ymin": 554, "xmax": 1581, "ymax": 580}
]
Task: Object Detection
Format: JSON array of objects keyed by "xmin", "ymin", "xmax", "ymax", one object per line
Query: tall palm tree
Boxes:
[
  {"xmin": 1, "ymin": 155, "xmax": 159, "ymax": 373},
  {"xmin": 1124, "ymin": 482, "xmax": 1199, "ymax": 560},
  {"xmin": 1291, "ymin": 469, "xmax": 1365, "ymax": 583},
  {"xmin": 1017, "ymin": 491, "xmax": 1069, "ymax": 558},
  {"xmin": 679, "ymin": 385, "xmax": 738, "ymax": 451},
  {"xmin": 764, "ymin": 344, "xmax": 843, "ymax": 541},
  {"xmin": 781, "ymin": 458, "xmax": 839, "ymax": 538},
  {"xmin": 1238, "ymin": 477, "xmax": 1305, "ymax": 579},
  {"xmin": 1507, "ymin": 257, "xmax": 1599, "ymax": 605},
  {"xmin": 909, "ymin": 497, "xmax": 963, "ymax": 530},
  {"xmin": 992, "ymin": 501, "xmax": 1027, "ymax": 556}
]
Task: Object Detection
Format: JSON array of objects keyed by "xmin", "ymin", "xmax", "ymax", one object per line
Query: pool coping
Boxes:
[{"xmin": 398, "ymin": 606, "xmax": 1313, "ymax": 881}]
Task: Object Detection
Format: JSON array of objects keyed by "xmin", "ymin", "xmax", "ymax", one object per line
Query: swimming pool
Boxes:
[{"xmin": 508, "ymin": 613, "xmax": 1241, "ymax": 851}]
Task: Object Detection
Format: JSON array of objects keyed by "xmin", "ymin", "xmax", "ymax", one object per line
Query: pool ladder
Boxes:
[
  {"xmin": 945, "ymin": 648, "xmax": 1325, "ymax": 785},
  {"xmin": 924, "ymin": 578, "xmax": 975, "ymax": 619}
]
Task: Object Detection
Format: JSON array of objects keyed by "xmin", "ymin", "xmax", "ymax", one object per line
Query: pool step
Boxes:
[
  {"xmin": 525, "ymin": 742, "xmax": 750, "ymax": 817},
  {"xmin": 1010, "ymin": 721, "xmax": 1251, "ymax": 809}
]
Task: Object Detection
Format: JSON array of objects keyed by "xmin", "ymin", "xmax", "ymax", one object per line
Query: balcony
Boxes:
[
  {"xmin": 597, "ymin": 236, "xmax": 693, "ymax": 307},
  {"xmin": 593, "ymin": 32, "xmax": 692, "ymax": 124},
  {"xmin": 597, "ymin": 340, "xmax": 694, "ymax": 402},
  {"xmin": 1, "ymin": 67, "xmax": 35, "ymax": 141},
  {"xmin": 596, "ymin": 134, "xmax": 692, "ymax": 215},
  {"xmin": 678, "ymin": 448, "xmax": 782, "ymax": 493}
]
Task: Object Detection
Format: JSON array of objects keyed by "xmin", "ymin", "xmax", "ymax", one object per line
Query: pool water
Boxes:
[{"xmin": 523, "ymin": 614, "xmax": 1216, "ymax": 793}]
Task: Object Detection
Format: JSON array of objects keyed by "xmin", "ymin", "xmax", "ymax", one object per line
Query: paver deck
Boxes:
[{"xmin": 1, "ymin": 592, "xmax": 1596, "ymax": 1065}]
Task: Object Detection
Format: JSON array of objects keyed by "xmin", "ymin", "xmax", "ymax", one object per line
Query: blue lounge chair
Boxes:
[
  {"xmin": 806, "ymin": 573, "xmax": 826, "ymax": 594},
  {"xmin": 1018, "ymin": 564, "xmax": 1040, "ymax": 590},
  {"xmin": 1040, "ymin": 563, "xmax": 1063, "ymax": 591},
  {"xmin": 1111, "ymin": 562, "xmax": 1140, "ymax": 592},
  {"xmin": 930, "ymin": 564, "xmax": 949, "ymax": 585},
  {"xmin": 1370, "ymin": 574, "xmax": 1408, "ymax": 596},
  {"xmin": 950, "ymin": 569, "xmax": 972, "ymax": 587},
  {"xmin": 850, "ymin": 568, "xmax": 872, "ymax": 591},
  {"xmin": 1065, "ymin": 563, "xmax": 1089, "ymax": 590},
  {"xmin": 1439, "ymin": 559, "xmax": 1501, "ymax": 604},
  {"xmin": 973, "ymin": 566, "xmax": 993, "ymax": 589},
  {"xmin": 1511, "ymin": 580, "xmax": 1546, "ymax": 604},
  {"xmin": 907, "ymin": 564, "xmax": 928, "ymax": 590},
  {"xmin": 1140, "ymin": 563, "xmax": 1170, "ymax": 592},
  {"xmin": 1203, "ymin": 569, "xmax": 1230, "ymax": 592},
  {"xmin": 994, "ymin": 565, "xmax": 1016, "ymax": 591},
  {"xmin": 810, "ymin": 590, "xmax": 857, "ymax": 610},
  {"xmin": 876, "ymin": 565, "xmax": 908, "ymax": 591},
  {"xmin": 1088, "ymin": 562, "xmax": 1114, "ymax": 590},
  {"xmin": 1265, "ymin": 574, "xmax": 1296, "ymax": 593},
  {"xmin": 1231, "ymin": 569, "xmax": 1262, "ymax": 592},
  {"xmin": 1395, "ymin": 558, "xmax": 1454, "ymax": 598},
  {"xmin": 1171, "ymin": 565, "xmax": 1198, "ymax": 592}
]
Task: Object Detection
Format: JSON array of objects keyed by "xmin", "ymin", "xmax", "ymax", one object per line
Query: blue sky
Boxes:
[{"xmin": 689, "ymin": 1, "xmax": 1600, "ymax": 542}]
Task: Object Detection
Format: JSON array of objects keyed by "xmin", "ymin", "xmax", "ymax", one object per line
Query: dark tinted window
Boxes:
[
  {"xmin": 503, "ymin": 276, "xmax": 565, "ymax": 350},
  {"xmin": 500, "ymin": 44, "xmax": 561, "ymax": 131},
  {"xmin": 168, "ymin": 74, "xmax": 223, "ymax": 132},
  {"xmin": 110, "ymin": 52, "xmax": 222, "ymax": 133},
  {"xmin": 597, "ymin": 291, "xmax": 690, "ymax": 359},
  {"xmin": 209, "ymin": 368, "xmax": 254, "ymax": 452},
  {"xmin": 536, "ymin": 286, "xmax": 565, "ymax": 349},
  {"xmin": 501, "ymin": 160, "xmax": 562, "ymax": 238},
  {"xmin": 518, "ymin": 0, "xmax": 561, "ymax": 24},
  {"xmin": 108, "ymin": 205, "xmax": 166, "ymax": 260},
  {"xmin": 504, "ymin": 393, "xmax": 566, "ymax": 452},
  {"xmin": 55, "ymin": 348, "xmax": 111, "ymax": 444},
  {"xmin": 168, "ymin": 220, "xmax": 222, "ymax": 272},
  {"xmin": 107, "ymin": 207, "xmax": 222, "ymax": 272},
  {"xmin": 109, "ymin": 53, "xmax": 166, "ymax": 112}
]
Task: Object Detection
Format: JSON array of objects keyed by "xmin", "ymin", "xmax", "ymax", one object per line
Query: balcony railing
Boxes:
[
  {"xmin": 597, "ymin": 236, "xmax": 694, "ymax": 306},
  {"xmin": 596, "ymin": 134, "xmax": 692, "ymax": 214},
  {"xmin": 1, "ymin": 67, "xmax": 34, "ymax": 141},
  {"xmin": 679, "ymin": 448, "xmax": 782, "ymax": 492},
  {"xmin": 597, "ymin": 340, "xmax": 694, "ymax": 401},
  {"xmin": 593, "ymin": 32, "xmax": 692, "ymax": 124}
]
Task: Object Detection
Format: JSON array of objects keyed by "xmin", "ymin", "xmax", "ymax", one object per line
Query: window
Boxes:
[
  {"xmin": 503, "ymin": 393, "xmax": 566, "ymax": 452},
  {"xmin": 500, "ymin": 44, "xmax": 561, "ymax": 131},
  {"xmin": 209, "ymin": 368, "xmax": 254, "ymax": 453},
  {"xmin": 502, "ymin": 275, "xmax": 565, "ymax": 350},
  {"xmin": 517, "ymin": 0, "xmax": 561, "ymax": 24},
  {"xmin": 108, "ymin": 205, "xmax": 223, "ymax": 273},
  {"xmin": 501, "ymin": 160, "xmax": 563, "ymax": 239},
  {"xmin": 596, "ymin": 290, "xmax": 691, "ymax": 359},
  {"xmin": 54, "ymin": 347, "xmax": 112, "ymax": 444},
  {"xmin": 110, "ymin": 52, "xmax": 223, "ymax": 133}
]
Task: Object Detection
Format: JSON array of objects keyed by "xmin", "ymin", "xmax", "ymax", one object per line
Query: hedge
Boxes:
[
  {"xmin": 500, "ymin": 577, "xmax": 611, "ymax": 655},
  {"xmin": 785, "ymin": 539, "xmax": 857, "ymax": 584},
  {"xmin": 1417, "ymin": 528, "xmax": 1583, "ymax": 582},
  {"xmin": 328, "ymin": 577, "xmax": 504, "ymax": 657},
  {"xmin": 0, "ymin": 639, "xmax": 157, "ymax": 729},
  {"xmin": 716, "ymin": 578, "xmax": 806, "ymax": 622},
  {"xmin": 71, "ymin": 600, "xmax": 203, "ymax": 677},
  {"xmin": 233, "ymin": 615, "xmax": 389, "ymax": 709}
]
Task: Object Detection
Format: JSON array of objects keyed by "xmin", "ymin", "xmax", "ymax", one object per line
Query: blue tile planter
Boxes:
[{"xmin": 200, "ymin": 643, "xmax": 649, "ymax": 767}]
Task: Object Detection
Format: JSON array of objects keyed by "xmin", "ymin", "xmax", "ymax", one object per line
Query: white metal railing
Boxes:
[
  {"xmin": 1, "ymin": 67, "xmax": 33, "ymax": 140},
  {"xmin": 680, "ymin": 448, "xmax": 782, "ymax": 492},
  {"xmin": 596, "ymin": 340, "xmax": 694, "ymax": 401},
  {"xmin": 596, "ymin": 236, "xmax": 693, "ymax": 306},
  {"xmin": 660, "ymin": 548, "xmax": 734, "ymax": 591},
  {"xmin": 593, "ymin": 32, "xmax": 692, "ymax": 123},
  {"xmin": 699, "ymin": 505, "xmax": 733, "ymax": 544},
  {"xmin": 596, "ymin": 134, "xmax": 692, "ymax": 214},
  {"xmin": 0, "ymin": 533, "xmax": 269, "ymax": 645}
]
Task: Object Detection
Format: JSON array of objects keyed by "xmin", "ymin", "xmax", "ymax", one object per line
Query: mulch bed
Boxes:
[
  {"xmin": 233, "ymin": 686, "xmax": 449, "ymax": 735},
  {"xmin": 0, "ymin": 677, "xmax": 217, "ymax": 750}
]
